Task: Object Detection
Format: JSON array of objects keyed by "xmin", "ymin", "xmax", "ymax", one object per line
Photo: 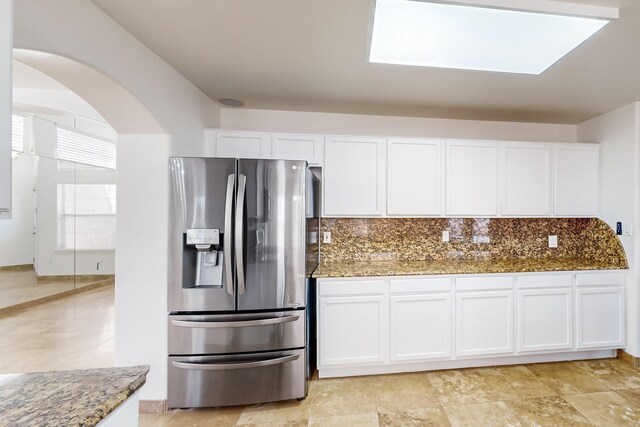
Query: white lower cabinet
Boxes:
[
  {"xmin": 456, "ymin": 290, "xmax": 514, "ymax": 357},
  {"xmin": 575, "ymin": 272, "xmax": 625, "ymax": 349},
  {"xmin": 318, "ymin": 280, "xmax": 388, "ymax": 366},
  {"xmin": 389, "ymin": 278, "xmax": 452, "ymax": 361},
  {"xmin": 518, "ymin": 288, "xmax": 573, "ymax": 352},
  {"xmin": 317, "ymin": 271, "xmax": 625, "ymax": 377}
]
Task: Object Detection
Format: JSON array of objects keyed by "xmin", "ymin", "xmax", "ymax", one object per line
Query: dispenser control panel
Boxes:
[{"xmin": 186, "ymin": 228, "xmax": 220, "ymax": 245}]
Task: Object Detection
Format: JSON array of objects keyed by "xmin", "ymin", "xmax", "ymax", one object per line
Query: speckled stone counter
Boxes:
[
  {"xmin": 0, "ymin": 366, "xmax": 149, "ymax": 427},
  {"xmin": 315, "ymin": 217, "xmax": 628, "ymax": 278},
  {"xmin": 313, "ymin": 257, "xmax": 627, "ymax": 278}
]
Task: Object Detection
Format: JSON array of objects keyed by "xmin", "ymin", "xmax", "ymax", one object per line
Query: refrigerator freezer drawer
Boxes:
[
  {"xmin": 168, "ymin": 348, "xmax": 307, "ymax": 408},
  {"xmin": 168, "ymin": 310, "xmax": 306, "ymax": 355}
]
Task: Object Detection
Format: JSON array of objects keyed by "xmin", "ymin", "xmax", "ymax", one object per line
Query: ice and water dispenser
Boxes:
[{"xmin": 184, "ymin": 228, "xmax": 224, "ymax": 288}]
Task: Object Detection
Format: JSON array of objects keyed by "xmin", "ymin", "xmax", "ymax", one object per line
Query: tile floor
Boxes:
[
  {"xmin": 0, "ymin": 285, "xmax": 114, "ymax": 373},
  {"xmin": 0, "ymin": 267, "xmax": 113, "ymax": 310},
  {"xmin": 142, "ymin": 360, "xmax": 640, "ymax": 427},
  {"xmin": 2, "ymin": 287, "xmax": 640, "ymax": 426}
]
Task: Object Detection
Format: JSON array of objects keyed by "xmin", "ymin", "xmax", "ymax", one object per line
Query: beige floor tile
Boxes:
[
  {"xmin": 239, "ymin": 421, "xmax": 308, "ymax": 427},
  {"xmin": 309, "ymin": 412, "xmax": 378, "ymax": 427},
  {"xmin": 308, "ymin": 376, "xmax": 377, "ymax": 418},
  {"xmin": 444, "ymin": 401, "xmax": 522, "ymax": 427},
  {"xmin": 163, "ymin": 407, "xmax": 244, "ymax": 426},
  {"xmin": 428, "ymin": 369, "xmax": 499, "ymax": 406},
  {"xmin": 378, "ymin": 407, "xmax": 451, "ymax": 427},
  {"xmin": 573, "ymin": 359, "xmax": 640, "ymax": 390},
  {"xmin": 527, "ymin": 362, "xmax": 610, "ymax": 395},
  {"xmin": 372, "ymin": 372, "xmax": 441, "ymax": 411},
  {"xmin": 139, "ymin": 412, "xmax": 176, "ymax": 427},
  {"xmin": 617, "ymin": 389, "xmax": 640, "ymax": 407},
  {"xmin": 0, "ymin": 268, "xmax": 112, "ymax": 310},
  {"xmin": 238, "ymin": 399, "xmax": 313, "ymax": 425},
  {"xmin": 478, "ymin": 365, "xmax": 557, "ymax": 401},
  {"xmin": 505, "ymin": 395, "xmax": 593, "ymax": 426},
  {"xmin": 565, "ymin": 391, "xmax": 640, "ymax": 427}
]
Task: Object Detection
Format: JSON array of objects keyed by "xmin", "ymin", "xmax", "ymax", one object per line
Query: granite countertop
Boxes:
[
  {"xmin": 312, "ymin": 257, "xmax": 627, "ymax": 278},
  {"xmin": 0, "ymin": 366, "xmax": 149, "ymax": 427}
]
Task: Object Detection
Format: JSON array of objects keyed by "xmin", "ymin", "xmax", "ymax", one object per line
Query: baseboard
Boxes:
[
  {"xmin": 0, "ymin": 264, "xmax": 33, "ymax": 271},
  {"xmin": 37, "ymin": 274, "xmax": 115, "ymax": 282},
  {"xmin": 319, "ymin": 349, "xmax": 617, "ymax": 378},
  {"xmin": 617, "ymin": 349, "xmax": 640, "ymax": 368},
  {"xmin": 139, "ymin": 400, "xmax": 167, "ymax": 414}
]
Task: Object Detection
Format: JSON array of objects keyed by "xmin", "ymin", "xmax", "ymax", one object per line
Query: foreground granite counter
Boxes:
[
  {"xmin": 0, "ymin": 366, "xmax": 149, "ymax": 427},
  {"xmin": 313, "ymin": 257, "xmax": 627, "ymax": 278}
]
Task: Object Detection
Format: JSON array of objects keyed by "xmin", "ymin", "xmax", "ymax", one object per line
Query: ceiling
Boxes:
[{"xmin": 91, "ymin": 0, "xmax": 638, "ymax": 124}]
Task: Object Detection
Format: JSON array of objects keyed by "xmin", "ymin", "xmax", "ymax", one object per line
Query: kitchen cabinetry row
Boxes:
[
  {"xmin": 207, "ymin": 130, "xmax": 599, "ymax": 218},
  {"xmin": 316, "ymin": 271, "xmax": 624, "ymax": 377}
]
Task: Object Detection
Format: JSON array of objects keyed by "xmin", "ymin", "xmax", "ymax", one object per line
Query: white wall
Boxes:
[
  {"xmin": 12, "ymin": 0, "xmax": 221, "ymax": 401},
  {"xmin": 577, "ymin": 102, "xmax": 640, "ymax": 356},
  {"xmin": 0, "ymin": 153, "xmax": 35, "ymax": 267},
  {"xmin": 14, "ymin": 88, "xmax": 105, "ymax": 123},
  {"xmin": 115, "ymin": 134, "xmax": 170, "ymax": 402},
  {"xmin": 0, "ymin": 0, "xmax": 13, "ymax": 219},
  {"xmin": 220, "ymin": 108, "xmax": 577, "ymax": 143},
  {"xmin": 13, "ymin": 0, "xmax": 220, "ymax": 148}
]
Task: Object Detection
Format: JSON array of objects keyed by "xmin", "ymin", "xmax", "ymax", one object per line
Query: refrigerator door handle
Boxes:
[
  {"xmin": 172, "ymin": 354, "xmax": 299, "ymax": 371},
  {"xmin": 224, "ymin": 174, "xmax": 235, "ymax": 296},
  {"xmin": 171, "ymin": 314, "xmax": 300, "ymax": 329},
  {"xmin": 235, "ymin": 174, "xmax": 247, "ymax": 295}
]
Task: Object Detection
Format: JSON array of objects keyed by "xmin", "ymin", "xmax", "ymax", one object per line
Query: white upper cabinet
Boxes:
[
  {"xmin": 323, "ymin": 136, "xmax": 386, "ymax": 217},
  {"xmin": 446, "ymin": 140, "xmax": 499, "ymax": 216},
  {"xmin": 213, "ymin": 130, "xmax": 271, "ymax": 159},
  {"xmin": 387, "ymin": 138, "xmax": 443, "ymax": 216},
  {"xmin": 554, "ymin": 144, "xmax": 599, "ymax": 216},
  {"xmin": 501, "ymin": 142, "xmax": 552, "ymax": 216},
  {"xmin": 271, "ymin": 133, "xmax": 323, "ymax": 166}
]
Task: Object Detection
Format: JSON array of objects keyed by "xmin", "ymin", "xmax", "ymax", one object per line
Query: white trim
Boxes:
[
  {"xmin": 427, "ymin": 0, "xmax": 619, "ymax": 20},
  {"xmin": 319, "ymin": 349, "xmax": 616, "ymax": 378}
]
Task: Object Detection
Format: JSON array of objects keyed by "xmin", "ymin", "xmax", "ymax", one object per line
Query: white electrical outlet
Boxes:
[
  {"xmin": 548, "ymin": 235, "xmax": 558, "ymax": 248},
  {"xmin": 442, "ymin": 230, "xmax": 450, "ymax": 243},
  {"xmin": 323, "ymin": 232, "xmax": 332, "ymax": 244}
]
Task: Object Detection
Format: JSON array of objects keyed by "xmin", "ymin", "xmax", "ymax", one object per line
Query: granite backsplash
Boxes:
[{"xmin": 320, "ymin": 218, "xmax": 628, "ymax": 268}]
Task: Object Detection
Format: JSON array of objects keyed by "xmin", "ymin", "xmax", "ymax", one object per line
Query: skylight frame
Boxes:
[{"xmin": 369, "ymin": 0, "xmax": 619, "ymax": 75}]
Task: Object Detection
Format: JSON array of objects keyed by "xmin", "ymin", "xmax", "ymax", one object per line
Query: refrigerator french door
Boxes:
[{"xmin": 167, "ymin": 157, "xmax": 319, "ymax": 408}]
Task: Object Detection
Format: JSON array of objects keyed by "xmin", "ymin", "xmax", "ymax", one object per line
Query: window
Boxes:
[
  {"xmin": 11, "ymin": 114, "xmax": 24, "ymax": 152},
  {"xmin": 57, "ymin": 184, "xmax": 116, "ymax": 250},
  {"xmin": 56, "ymin": 128, "xmax": 116, "ymax": 170}
]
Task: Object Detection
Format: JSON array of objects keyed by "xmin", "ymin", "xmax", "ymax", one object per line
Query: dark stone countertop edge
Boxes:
[
  {"xmin": 80, "ymin": 366, "xmax": 149, "ymax": 427},
  {"xmin": 312, "ymin": 260, "xmax": 628, "ymax": 279}
]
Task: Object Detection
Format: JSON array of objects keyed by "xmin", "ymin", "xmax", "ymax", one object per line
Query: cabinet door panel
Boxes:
[
  {"xmin": 319, "ymin": 295, "xmax": 388, "ymax": 366},
  {"xmin": 456, "ymin": 291, "xmax": 514, "ymax": 357},
  {"xmin": 387, "ymin": 138, "xmax": 443, "ymax": 215},
  {"xmin": 446, "ymin": 141, "xmax": 498, "ymax": 216},
  {"xmin": 323, "ymin": 137, "xmax": 385, "ymax": 216},
  {"xmin": 390, "ymin": 294, "xmax": 451, "ymax": 361},
  {"xmin": 576, "ymin": 287, "xmax": 624, "ymax": 349},
  {"xmin": 215, "ymin": 131, "xmax": 270, "ymax": 158},
  {"xmin": 502, "ymin": 143, "xmax": 552, "ymax": 216},
  {"xmin": 518, "ymin": 288, "xmax": 572, "ymax": 352},
  {"xmin": 272, "ymin": 133, "xmax": 323, "ymax": 165},
  {"xmin": 554, "ymin": 144, "xmax": 599, "ymax": 216}
]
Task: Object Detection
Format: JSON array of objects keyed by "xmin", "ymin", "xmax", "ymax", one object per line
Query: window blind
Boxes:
[
  {"xmin": 11, "ymin": 115, "xmax": 24, "ymax": 152},
  {"xmin": 56, "ymin": 128, "xmax": 116, "ymax": 170}
]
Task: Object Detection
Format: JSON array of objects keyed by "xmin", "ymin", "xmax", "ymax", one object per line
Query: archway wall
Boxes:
[
  {"xmin": 13, "ymin": 0, "xmax": 220, "ymax": 152},
  {"xmin": 11, "ymin": 0, "xmax": 221, "ymax": 401}
]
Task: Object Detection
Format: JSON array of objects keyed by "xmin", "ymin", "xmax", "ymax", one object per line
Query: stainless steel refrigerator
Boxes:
[{"xmin": 167, "ymin": 157, "xmax": 319, "ymax": 408}]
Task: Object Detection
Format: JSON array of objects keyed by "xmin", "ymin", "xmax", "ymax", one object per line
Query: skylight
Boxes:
[{"xmin": 369, "ymin": 0, "xmax": 617, "ymax": 75}]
